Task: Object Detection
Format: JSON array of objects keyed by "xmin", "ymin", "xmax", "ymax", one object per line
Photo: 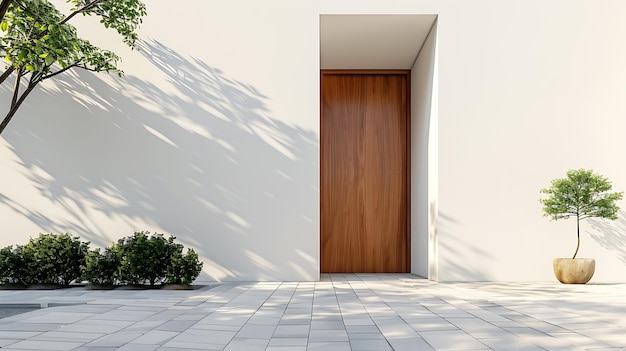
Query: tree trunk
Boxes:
[
  {"xmin": 0, "ymin": 81, "xmax": 38, "ymax": 135},
  {"xmin": 573, "ymin": 216, "xmax": 580, "ymax": 259},
  {"xmin": 0, "ymin": 66, "xmax": 15, "ymax": 86},
  {"xmin": 0, "ymin": 0, "xmax": 11, "ymax": 23}
]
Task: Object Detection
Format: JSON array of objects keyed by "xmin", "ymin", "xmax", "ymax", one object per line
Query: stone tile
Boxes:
[
  {"xmin": 350, "ymin": 338, "xmax": 393, "ymax": 351},
  {"xmin": 478, "ymin": 335, "xmax": 545, "ymax": 351},
  {"xmin": 156, "ymin": 320, "xmax": 197, "ymax": 332},
  {"xmin": 117, "ymin": 345, "xmax": 159, "ymax": 351},
  {"xmin": 308, "ymin": 328, "xmax": 348, "ymax": 342},
  {"xmin": 3, "ymin": 339, "xmax": 84, "ymax": 350},
  {"xmin": 31, "ymin": 330, "xmax": 104, "ymax": 343},
  {"xmin": 0, "ymin": 331, "xmax": 42, "ymax": 339},
  {"xmin": 447, "ymin": 317, "xmax": 508, "ymax": 338},
  {"xmin": 268, "ymin": 337, "xmax": 308, "ymax": 346},
  {"xmin": 85, "ymin": 332, "xmax": 143, "ymax": 347},
  {"xmin": 246, "ymin": 316, "xmax": 281, "ymax": 325},
  {"xmin": 307, "ymin": 341, "xmax": 351, "ymax": 350},
  {"xmin": 0, "ymin": 322, "xmax": 58, "ymax": 332},
  {"xmin": 56, "ymin": 320, "xmax": 133, "ymax": 334},
  {"xmin": 266, "ymin": 347, "xmax": 306, "ymax": 351},
  {"xmin": 386, "ymin": 337, "xmax": 436, "ymax": 351},
  {"xmin": 167, "ymin": 329, "xmax": 236, "ymax": 345},
  {"xmin": 0, "ymin": 339, "xmax": 20, "ymax": 347},
  {"xmin": 223, "ymin": 337, "xmax": 269, "ymax": 351},
  {"xmin": 311, "ymin": 320, "xmax": 345, "ymax": 330},
  {"xmin": 273, "ymin": 324, "xmax": 310, "ymax": 338},
  {"xmin": 130, "ymin": 330, "xmax": 179, "ymax": 345},
  {"xmin": 504, "ymin": 327, "xmax": 551, "ymax": 338},
  {"xmin": 161, "ymin": 340, "xmax": 225, "ymax": 350},
  {"xmin": 419, "ymin": 330, "xmax": 488, "ymax": 350},
  {"xmin": 236, "ymin": 323, "xmax": 276, "ymax": 339}
]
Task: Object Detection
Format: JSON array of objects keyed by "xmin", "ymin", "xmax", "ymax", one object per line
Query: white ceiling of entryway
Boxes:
[{"xmin": 320, "ymin": 14, "xmax": 437, "ymax": 69}]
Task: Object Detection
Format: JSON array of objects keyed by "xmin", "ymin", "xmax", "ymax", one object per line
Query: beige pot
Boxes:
[{"xmin": 552, "ymin": 258, "xmax": 595, "ymax": 284}]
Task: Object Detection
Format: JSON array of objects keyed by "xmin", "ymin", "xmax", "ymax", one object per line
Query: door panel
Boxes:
[{"xmin": 321, "ymin": 71, "xmax": 409, "ymax": 273}]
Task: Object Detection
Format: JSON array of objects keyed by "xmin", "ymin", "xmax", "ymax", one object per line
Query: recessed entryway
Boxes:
[{"xmin": 320, "ymin": 14, "xmax": 439, "ymax": 278}]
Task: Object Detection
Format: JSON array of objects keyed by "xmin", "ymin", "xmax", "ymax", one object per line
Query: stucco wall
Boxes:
[
  {"xmin": 434, "ymin": 1, "xmax": 626, "ymax": 282},
  {"xmin": 410, "ymin": 20, "xmax": 438, "ymax": 279},
  {"xmin": 2, "ymin": 0, "xmax": 626, "ymax": 282}
]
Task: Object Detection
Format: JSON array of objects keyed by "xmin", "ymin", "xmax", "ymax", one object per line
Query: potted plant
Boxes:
[{"xmin": 540, "ymin": 169, "xmax": 623, "ymax": 284}]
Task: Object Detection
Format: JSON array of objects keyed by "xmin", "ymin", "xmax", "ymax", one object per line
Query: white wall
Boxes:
[
  {"xmin": 435, "ymin": 0, "xmax": 626, "ymax": 282},
  {"xmin": 0, "ymin": 0, "xmax": 321, "ymax": 281},
  {"xmin": 2, "ymin": 0, "xmax": 626, "ymax": 282},
  {"xmin": 410, "ymin": 20, "xmax": 438, "ymax": 279}
]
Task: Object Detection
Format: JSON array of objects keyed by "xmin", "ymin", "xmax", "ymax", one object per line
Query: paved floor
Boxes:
[{"xmin": 0, "ymin": 274, "xmax": 625, "ymax": 350}]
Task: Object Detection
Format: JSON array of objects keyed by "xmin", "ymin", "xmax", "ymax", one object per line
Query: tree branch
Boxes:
[
  {"xmin": 41, "ymin": 62, "xmax": 80, "ymax": 80},
  {"xmin": 0, "ymin": 77, "xmax": 38, "ymax": 135},
  {"xmin": 0, "ymin": 66, "xmax": 16, "ymax": 85},
  {"xmin": 0, "ymin": 0, "xmax": 11, "ymax": 23},
  {"xmin": 10, "ymin": 67, "xmax": 22, "ymax": 108},
  {"xmin": 60, "ymin": 0, "xmax": 104, "ymax": 24}
]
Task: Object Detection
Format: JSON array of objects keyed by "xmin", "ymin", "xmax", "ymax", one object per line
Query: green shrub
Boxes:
[
  {"xmin": 117, "ymin": 231, "xmax": 176, "ymax": 286},
  {"xmin": 0, "ymin": 245, "xmax": 33, "ymax": 285},
  {"xmin": 1, "ymin": 231, "xmax": 203, "ymax": 288},
  {"xmin": 166, "ymin": 247, "xmax": 203, "ymax": 286},
  {"xmin": 22, "ymin": 233, "xmax": 90, "ymax": 286},
  {"xmin": 82, "ymin": 247, "xmax": 120, "ymax": 286}
]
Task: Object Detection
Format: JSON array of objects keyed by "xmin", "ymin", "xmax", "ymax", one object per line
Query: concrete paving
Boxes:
[{"xmin": 0, "ymin": 274, "xmax": 625, "ymax": 350}]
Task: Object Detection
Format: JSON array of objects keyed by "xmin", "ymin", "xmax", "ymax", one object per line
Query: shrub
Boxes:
[
  {"xmin": 82, "ymin": 247, "xmax": 120, "ymax": 286},
  {"xmin": 22, "ymin": 233, "xmax": 90, "ymax": 286},
  {"xmin": 1, "ymin": 231, "xmax": 203, "ymax": 288},
  {"xmin": 0, "ymin": 245, "xmax": 33, "ymax": 285},
  {"xmin": 117, "ymin": 231, "xmax": 176, "ymax": 286},
  {"xmin": 166, "ymin": 247, "xmax": 203, "ymax": 286}
]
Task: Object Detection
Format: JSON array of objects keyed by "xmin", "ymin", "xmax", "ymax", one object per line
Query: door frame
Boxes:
[{"xmin": 320, "ymin": 69, "xmax": 411, "ymax": 272}]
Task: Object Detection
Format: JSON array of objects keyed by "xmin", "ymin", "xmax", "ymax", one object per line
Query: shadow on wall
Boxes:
[
  {"xmin": 589, "ymin": 210, "xmax": 626, "ymax": 265},
  {"xmin": 437, "ymin": 212, "xmax": 494, "ymax": 281},
  {"xmin": 0, "ymin": 40, "xmax": 319, "ymax": 281}
]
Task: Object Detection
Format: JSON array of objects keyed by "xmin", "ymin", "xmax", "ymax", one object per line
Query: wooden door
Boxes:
[{"xmin": 321, "ymin": 71, "xmax": 409, "ymax": 273}]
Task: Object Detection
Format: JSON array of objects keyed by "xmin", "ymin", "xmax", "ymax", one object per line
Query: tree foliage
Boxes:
[
  {"xmin": 540, "ymin": 169, "xmax": 623, "ymax": 258},
  {"xmin": 0, "ymin": 0, "xmax": 146, "ymax": 134}
]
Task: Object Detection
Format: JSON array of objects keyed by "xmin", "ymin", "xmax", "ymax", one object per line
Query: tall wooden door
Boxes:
[{"xmin": 321, "ymin": 70, "xmax": 409, "ymax": 273}]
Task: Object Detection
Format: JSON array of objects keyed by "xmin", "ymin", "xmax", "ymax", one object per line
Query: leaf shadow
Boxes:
[
  {"xmin": 588, "ymin": 210, "xmax": 626, "ymax": 265},
  {"xmin": 0, "ymin": 39, "xmax": 319, "ymax": 281}
]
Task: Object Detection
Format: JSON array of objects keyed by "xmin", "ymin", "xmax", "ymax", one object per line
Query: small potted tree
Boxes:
[{"xmin": 540, "ymin": 169, "xmax": 623, "ymax": 284}]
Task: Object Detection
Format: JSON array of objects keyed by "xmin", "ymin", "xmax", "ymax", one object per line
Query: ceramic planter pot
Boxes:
[{"xmin": 553, "ymin": 258, "xmax": 595, "ymax": 284}]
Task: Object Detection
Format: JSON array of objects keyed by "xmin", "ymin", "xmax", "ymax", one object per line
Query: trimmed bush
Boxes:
[
  {"xmin": 0, "ymin": 231, "xmax": 203, "ymax": 288},
  {"xmin": 166, "ymin": 247, "xmax": 203, "ymax": 286},
  {"xmin": 22, "ymin": 233, "xmax": 90, "ymax": 286},
  {"xmin": 117, "ymin": 231, "xmax": 176, "ymax": 286},
  {"xmin": 82, "ymin": 247, "xmax": 120, "ymax": 286},
  {"xmin": 0, "ymin": 245, "xmax": 33, "ymax": 286}
]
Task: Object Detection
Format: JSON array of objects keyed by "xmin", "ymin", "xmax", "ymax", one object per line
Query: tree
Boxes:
[
  {"xmin": 540, "ymin": 169, "xmax": 623, "ymax": 259},
  {"xmin": 0, "ymin": 0, "xmax": 146, "ymax": 135}
]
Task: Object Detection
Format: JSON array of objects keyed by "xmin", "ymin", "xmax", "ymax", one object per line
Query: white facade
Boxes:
[{"xmin": 1, "ymin": 0, "xmax": 626, "ymax": 282}]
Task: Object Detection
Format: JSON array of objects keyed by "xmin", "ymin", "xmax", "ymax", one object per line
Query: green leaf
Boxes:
[
  {"xmin": 44, "ymin": 54, "xmax": 55, "ymax": 66},
  {"xmin": 0, "ymin": 22, "xmax": 8, "ymax": 32}
]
